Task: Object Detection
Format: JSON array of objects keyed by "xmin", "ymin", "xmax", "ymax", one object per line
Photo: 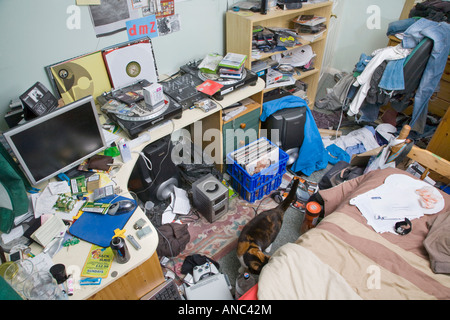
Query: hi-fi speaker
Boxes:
[{"xmin": 128, "ymin": 136, "xmax": 180, "ymax": 204}]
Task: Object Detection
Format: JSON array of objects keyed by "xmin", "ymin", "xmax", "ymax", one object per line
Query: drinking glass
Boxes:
[{"xmin": 22, "ymin": 271, "xmax": 66, "ymax": 300}]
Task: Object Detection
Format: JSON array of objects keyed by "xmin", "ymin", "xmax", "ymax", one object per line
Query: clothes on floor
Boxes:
[
  {"xmin": 314, "ymin": 73, "xmax": 355, "ymax": 111},
  {"xmin": 324, "ymin": 126, "xmax": 380, "ymax": 158}
]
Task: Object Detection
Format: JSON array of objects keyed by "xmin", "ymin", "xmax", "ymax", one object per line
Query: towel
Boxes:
[{"xmin": 261, "ymin": 96, "xmax": 349, "ymax": 176}]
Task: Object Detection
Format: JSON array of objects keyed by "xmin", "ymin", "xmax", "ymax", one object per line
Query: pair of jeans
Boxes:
[
  {"xmin": 386, "ymin": 18, "xmax": 419, "ymax": 36},
  {"xmin": 379, "ymin": 58, "xmax": 407, "ymax": 90},
  {"xmin": 401, "ymin": 18, "xmax": 450, "ymax": 133}
]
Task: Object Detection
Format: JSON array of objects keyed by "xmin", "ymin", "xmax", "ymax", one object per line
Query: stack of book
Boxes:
[
  {"xmin": 292, "ymin": 15, "xmax": 327, "ymax": 42},
  {"xmin": 218, "ymin": 53, "xmax": 247, "ymax": 79}
]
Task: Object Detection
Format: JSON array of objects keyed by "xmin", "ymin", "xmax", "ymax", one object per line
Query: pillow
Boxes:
[{"xmin": 423, "ymin": 210, "xmax": 450, "ymax": 274}]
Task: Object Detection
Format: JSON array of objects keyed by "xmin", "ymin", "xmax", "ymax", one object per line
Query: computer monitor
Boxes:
[{"xmin": 3, "ymin": 95, "xmax": 107, "ymax": 186}]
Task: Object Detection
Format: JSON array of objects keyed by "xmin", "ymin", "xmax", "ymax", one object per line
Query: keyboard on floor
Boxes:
[{"xmin": 140, "ymin": 278, "xmax": 183, "ymax": 300}]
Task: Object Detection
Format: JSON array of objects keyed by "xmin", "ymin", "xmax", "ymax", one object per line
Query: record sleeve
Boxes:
[
  {"xmin": 103, "ymin": 38, "xmax": 159, "ymax": 89},
  {"xmin": 47, "ymin": 51, "xmax": 112, "ymax": 105}
]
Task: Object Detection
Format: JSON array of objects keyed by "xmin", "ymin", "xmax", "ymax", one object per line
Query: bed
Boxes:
[{"xmin": 255, "ymin": 146, "xmax": 450, "ymax": 300}]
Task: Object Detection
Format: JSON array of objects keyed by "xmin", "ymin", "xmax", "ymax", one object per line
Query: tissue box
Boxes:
[{"xmin": 143, "ymin": 83, "xmax": 164, "ymax": 106}]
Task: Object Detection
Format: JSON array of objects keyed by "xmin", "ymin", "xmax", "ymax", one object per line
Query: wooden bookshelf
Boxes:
[{"xmin": 226, "ymin": 1, "xmax": 333, "ymax": 106}]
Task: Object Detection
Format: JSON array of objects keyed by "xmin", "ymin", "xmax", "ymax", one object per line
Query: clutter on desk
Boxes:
[
  {"xmin": 110, "ymin": 235, "xmax": 130, "ymax": 264},
  {"xmin": 193, "ymin": 98, "xmax": 216, "ymax": 112},
  {"xmin": 198, "ymin": 53, "xmax": 223, "ymax": 74},
  {"xmin": 80, "ymin": 244, "xmax": 114, "ymax": 278},
  {"xmin": 46, "ymin": 51, "xmax": 112, "ymax": 106},
  {"xmin": 195, "ymin": 79, "xmax": 224, "ymax": 96},
  {"xmin": 97, "ymin": 79, "xmax": 183, "ymax": 138}
]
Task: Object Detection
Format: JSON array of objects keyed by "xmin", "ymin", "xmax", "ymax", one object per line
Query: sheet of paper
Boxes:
[
  {"xmin": 1, "ymin": 225, "xmax": 23, "ymax": 244},
  {"xmin": 30, "ymin": 253, "xmax": 54, "ymax": 272},
  {"xmin": 102, "ymin": 128, "xmax": 120, "ymax": 146},
  {"xmin": 162, "ymin": 194, "xmax": 176, "ymax": 224},
  {"xmin": 33, "ymin": 185, "xmax": 85, "ymax": 220},
  {"xmin": 34, "ymin": 186, "xmax": 59, "ymax": 218},
  {"xmin": 48, "ymin": 181, "xmax": 71, "ymax": 195},
  {"xmin": 172, "ymin": 187, "xmax": 190, "ymax": 215}
]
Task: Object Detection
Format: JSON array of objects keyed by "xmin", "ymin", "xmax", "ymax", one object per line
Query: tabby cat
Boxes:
[{"xmin": 237, "ymin": 177, "xmax": 300, "ymax": 274}]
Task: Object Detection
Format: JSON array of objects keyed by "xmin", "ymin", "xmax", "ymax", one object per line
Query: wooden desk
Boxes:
[{"xmin": 45, "ymin": 77, "xmax": 266, "ymax": 300}]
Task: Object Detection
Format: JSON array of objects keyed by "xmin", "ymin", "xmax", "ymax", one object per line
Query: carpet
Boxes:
[{"xmin": 167, "ymin": 194, "xmax": 279, "ymax": 275}]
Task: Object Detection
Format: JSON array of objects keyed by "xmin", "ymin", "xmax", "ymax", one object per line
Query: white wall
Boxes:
[
  {"xmin": 0, "ymin": 0, "xmax": 406, "ymax": 131},
  {"xmin": 327, "ymin": 0, "xmax": 405, "ymax": 73},
  {"xmin": 0, "ymin": 0, "xmax": 235, "ymax": 131}
]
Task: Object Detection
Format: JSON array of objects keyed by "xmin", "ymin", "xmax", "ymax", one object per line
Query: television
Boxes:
[{"xmin": 3, "ymin": 95, "xmax": 107, "ymax": 186}]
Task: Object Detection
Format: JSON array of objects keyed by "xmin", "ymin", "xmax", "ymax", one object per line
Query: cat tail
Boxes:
[{"xmin": 278, "ymin": 177, "xmax": 300, "ymax": 211}]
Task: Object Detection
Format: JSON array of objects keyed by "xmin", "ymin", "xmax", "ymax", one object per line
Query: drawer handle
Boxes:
[{"xmin": 240, "ymin": 123, "xmax": 246, "ymax": 129}]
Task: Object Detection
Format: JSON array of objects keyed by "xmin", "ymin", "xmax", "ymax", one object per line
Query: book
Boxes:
[
  {"xmin": 298, "ymin": 29, "xmax": 326, "ymax": 42},
  {"xmin": 297, "ymin": 23, "xmax": 326, "ymax": 34},
  {"xmin": 81, "ymin": 245, "xmax": 114, "ymax": 278},
  {"xmin": 293, "ymin": 15, "xmax": 326, "ymax": 26},
  {"xmin": 30, "ymin": 215, "xmax": 67, "ymax": 247},
  {"xmin": 219, "ymin": 53, "xmax": 247, "ymax": 70}
]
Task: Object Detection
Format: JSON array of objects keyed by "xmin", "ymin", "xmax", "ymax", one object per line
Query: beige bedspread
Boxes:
[{"xmin": 258, "ymin": 168, "xmax": 450, "ymax": 300}]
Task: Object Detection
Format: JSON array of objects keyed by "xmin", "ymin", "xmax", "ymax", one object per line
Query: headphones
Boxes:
[
  {"xmin": 271, "ymin": 191, "xmax": 284, "ymax": 204},
  {"xmin": 395, "ymin": 218, "xmax": 412, "ymax": 235}
]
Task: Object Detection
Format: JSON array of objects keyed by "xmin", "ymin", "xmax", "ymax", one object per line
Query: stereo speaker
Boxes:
[
  {"xmin": 192, "ymin": 174, "xmax": 229, "ymax": 223},
  {"xmin": 128, "ymin": 136, "xmax": 180, "ymax": 204}
]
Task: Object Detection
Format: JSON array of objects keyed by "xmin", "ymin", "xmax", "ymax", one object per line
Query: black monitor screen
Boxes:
[{"xmin": 4, "ymin": 96, "xmax": 106, "ymax": 185}]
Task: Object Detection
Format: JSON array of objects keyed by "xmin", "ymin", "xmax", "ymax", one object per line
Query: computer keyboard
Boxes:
[{"xmin": 140, "ymin": 278, "xmax": 183, "ymax": 300}]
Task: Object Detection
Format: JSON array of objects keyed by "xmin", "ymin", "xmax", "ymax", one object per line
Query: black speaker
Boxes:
[
  {"xmin": 128, "ymin": 136, "xmax": 180, "ymax": 204},
  {"xmin": 261, "ymin": 0, "xmax": 268, "ymax": 14},
  {"xmin": 261, "ymin": 107, "xmax": 306, "ymax": 165},
  {"xmin": 278, "ymin": 0, "xmax": 305, "ymax": 10}
]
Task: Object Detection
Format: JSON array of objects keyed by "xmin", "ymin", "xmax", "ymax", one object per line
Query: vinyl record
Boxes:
[
  {"xmin": 49, "ymin": 51, "xmax": 112, "ymax": 105},
  {"xmin": 103, "ymin": 39, "xmax": 159, "ymax": 89}
]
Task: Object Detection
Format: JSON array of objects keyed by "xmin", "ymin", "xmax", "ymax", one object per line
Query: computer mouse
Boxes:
[{"xmin": 108, "ymin": 200, "xmax": 136, "ymax": 216}]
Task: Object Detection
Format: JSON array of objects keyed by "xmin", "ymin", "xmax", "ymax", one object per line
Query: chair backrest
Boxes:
[{"xmin": 401, "ymin": 37, "xmax": 433, "ymax": 94}]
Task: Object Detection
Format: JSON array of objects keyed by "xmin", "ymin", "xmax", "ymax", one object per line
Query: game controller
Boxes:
[{"xmin": 193, "ymin": 262, "xmax": 219, "ymax": 283}]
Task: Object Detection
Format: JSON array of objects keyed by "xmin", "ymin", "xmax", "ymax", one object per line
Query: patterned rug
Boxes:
[
  {"xmin": 165, "ymin": 173, "xmax": 296, "ymax": 275},
  {"xmin": 167, "ymin": 193, "xmax": 279, "ymax": 275}
]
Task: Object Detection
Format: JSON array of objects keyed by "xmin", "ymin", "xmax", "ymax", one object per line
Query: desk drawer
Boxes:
[{"xmin": 223, "ymin": 107, "xmax": 261, "ymax": 157}]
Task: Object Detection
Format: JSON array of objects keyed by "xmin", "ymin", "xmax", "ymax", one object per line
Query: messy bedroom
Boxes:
[{"xmin": 0, "ymin": 0, "xmax": 449, "ymax": 304}]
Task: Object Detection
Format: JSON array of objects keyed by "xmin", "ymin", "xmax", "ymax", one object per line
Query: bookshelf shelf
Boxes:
[{"xmin": 226, "ymin": 1, "xmax": 333, "ymax": 105}]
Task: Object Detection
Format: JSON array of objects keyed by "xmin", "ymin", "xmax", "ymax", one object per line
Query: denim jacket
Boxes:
[{"xmin": 401, "ymin": 18, "xmax": 450, "ymax": 133}]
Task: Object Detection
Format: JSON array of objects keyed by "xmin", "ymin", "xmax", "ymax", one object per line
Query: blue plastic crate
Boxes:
[
  {"xmin": 226, "ymin": 137, "xmax": 289, "ymax": 191},
  {"xmin": 226, "ymin": 138, "xmax": 288, "ymax": 203},
  {"xmin": 230, "ymin": 172, "xmax": 284, "ymax": 203}
]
